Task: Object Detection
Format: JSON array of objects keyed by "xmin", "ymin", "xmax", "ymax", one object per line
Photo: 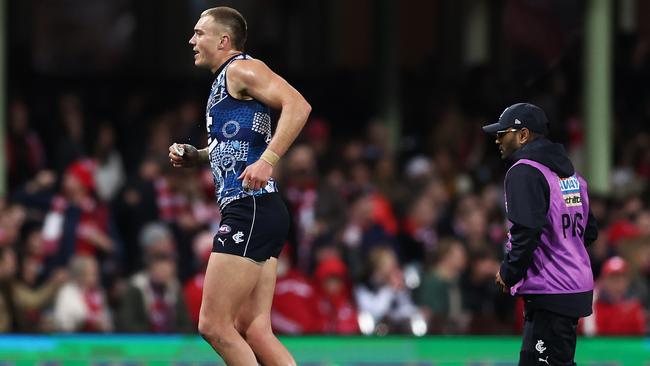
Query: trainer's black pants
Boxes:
[{"xmin": 519, "ymin": 308, "xmax": 578, "ymax": 366}]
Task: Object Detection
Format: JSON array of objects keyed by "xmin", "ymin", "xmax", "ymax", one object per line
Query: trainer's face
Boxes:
[
  {"xmin": 189, "ymin": 16, "xmax": 222, "ymax": 70},
  {"xmin": 495, "ymin": 128, "xmax": 522, "ymax": 159}
]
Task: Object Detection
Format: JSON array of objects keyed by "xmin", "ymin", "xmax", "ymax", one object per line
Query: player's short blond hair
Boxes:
[{"xmin": 201, "ymin": 7, "xmax": 247, "ymax": 51}]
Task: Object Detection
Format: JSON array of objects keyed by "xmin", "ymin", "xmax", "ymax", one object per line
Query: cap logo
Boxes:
[{"xmin": 514, "ymin": 118, "xmax": 522, "ymax": 125}]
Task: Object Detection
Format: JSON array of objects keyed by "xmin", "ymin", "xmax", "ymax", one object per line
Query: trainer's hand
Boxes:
[
  {"xmin": 169, "ymin": 143, "xmax": 199, "ymax": 168},
  {"xmin": 238, "ymin": 159, "xmax": 273, "ymax": 191},
  {"xmin": 495, "ymin": 270, "xmax": 509, "ymax": 293}
]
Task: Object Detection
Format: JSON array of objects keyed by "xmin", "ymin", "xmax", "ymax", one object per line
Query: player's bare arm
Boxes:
[{"xmin": 228, "ymin": 59, "xmax": 312, "ymax": 190}]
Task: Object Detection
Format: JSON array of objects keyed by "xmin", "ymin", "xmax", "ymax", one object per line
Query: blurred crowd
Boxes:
[
  {"xmin": 3, "ymin": 30, "xmax": 650, "ymax": 336},
  {"xmin": 1, "ymin": 94, "xmax": 649, "ymax": 337}
]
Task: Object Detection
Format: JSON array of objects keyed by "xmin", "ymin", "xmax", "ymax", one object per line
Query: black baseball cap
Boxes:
[{"xmin": 482, "ymin": 103, "xmax": 549, "ymax": 136}]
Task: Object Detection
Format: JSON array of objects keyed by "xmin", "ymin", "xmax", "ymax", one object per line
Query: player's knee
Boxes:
[
  {"xmin": 198, "ymin": 316, "xmax": 231, "ymax": 345},
  {"xmin": 244, "ymin": 323, "xmax": 268, "ymax": 342},
  {"xmin": 244, "ymin": 320, "xmax": 272, "ymax": 345},
  {"xmin": 244, "ymin": 321, "xmax": 297, "ymax": 366},
  {"xmin": 197, "ymin": 319, "xmax": 214, "ymax": 342}
]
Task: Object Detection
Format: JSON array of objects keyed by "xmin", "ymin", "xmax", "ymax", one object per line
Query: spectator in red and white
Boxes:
[
  {"xmin": 116, "ymin": 251, "xmax": 192, "ymax": 333},
  {"xmin": 53, "ymin": 254, "xmax": 112, "ymax": 332},
  {"xmin": 582, "ymin": 256, "xmax": 646, "ymax": 336},
  {"xmin": 42, "ymin": 160, "xmax": 118, "ymax": 269},
  {"xmin": 313, "ymin": 255, "xmax": 359, "ymax": 334},
  {"xmin": 183, "ymin": 230, "xmax": 213, "ymax": 327},
  {"xmin": 138, "ymin": 222, "xmax": 176, "ymax": 269},
  {"xmin": 272, "ymin": 247, "xmax": 321, "ymax": 334}
]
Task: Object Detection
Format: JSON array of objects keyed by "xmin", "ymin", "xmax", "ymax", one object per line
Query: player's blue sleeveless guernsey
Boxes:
[{"xmin": 205, "ymin": 53, "xmax": 278, "ymax": 209}]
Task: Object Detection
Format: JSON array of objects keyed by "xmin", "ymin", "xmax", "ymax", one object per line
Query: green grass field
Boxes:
[{"xmin": 0, "ymin": 335, "xmax": 648, "ymax": 365}]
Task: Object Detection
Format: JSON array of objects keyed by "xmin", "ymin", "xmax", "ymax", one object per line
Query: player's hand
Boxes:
[
  {"xmin": 238, "ymin": 159, "xmax": 273, "ymax": 191},
  {"xmin": 495, "ymin": 270, "xmax": 509, "ymax": 293},
  {"xmin": 169, "ymin": 143, "xmax": 199, "ymax": 168}
]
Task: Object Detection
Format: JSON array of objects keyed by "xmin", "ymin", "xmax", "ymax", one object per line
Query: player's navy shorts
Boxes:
[{"xmin": 212, "ymin": 192, "xmax": 290, "ymax": 262}]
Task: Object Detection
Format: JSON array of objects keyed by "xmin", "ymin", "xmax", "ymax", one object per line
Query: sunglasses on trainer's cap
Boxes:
[{"xmin": 495, "ymin": 128, "xmax": 519, "ymax": 139}]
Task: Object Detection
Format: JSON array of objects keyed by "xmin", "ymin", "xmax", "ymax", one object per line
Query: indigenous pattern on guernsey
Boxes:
[{"xmin": 205, "ymin": 53, "xmax": 277, "ymax": 209}]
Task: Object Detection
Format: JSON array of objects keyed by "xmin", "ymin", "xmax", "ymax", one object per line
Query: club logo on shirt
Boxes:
[
  {"xmin": 232, "ymin": 231, "xmax": 245, "ymax": 244},
  {"xmin": 218, "ymin": 225, "xmax": 232, "ymax": 234},
  {"xmin": 559, "ymin": 175, "xmax": 582, "ymax": 207}
]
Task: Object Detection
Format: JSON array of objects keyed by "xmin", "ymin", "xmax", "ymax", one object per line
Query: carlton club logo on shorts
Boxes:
[
  {"xmin": 218, "ymin": 224, "xmax": 232, "ymax": 234},
  {"xmin": 232, "ymin": 231, "xmax": 245, "ymax": 244},
  {"xmin": 559, "ymin": 175, "xmax": 582, "ymax": 207}
]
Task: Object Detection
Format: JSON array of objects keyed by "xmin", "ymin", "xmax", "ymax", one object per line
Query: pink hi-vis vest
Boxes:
[{"xmin": 505, "ymin": 159, "xmax": 594, "ymax": 296}]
